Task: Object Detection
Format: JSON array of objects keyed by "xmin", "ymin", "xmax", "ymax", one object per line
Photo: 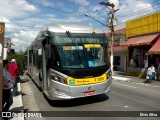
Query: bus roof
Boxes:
[
  {"xmin": 45, "ymin": 22, "xmax": 105, "ymax": 34},
  {"xmin": 24, "ymin": 23, "xmax": 106, "ymax": 53}
]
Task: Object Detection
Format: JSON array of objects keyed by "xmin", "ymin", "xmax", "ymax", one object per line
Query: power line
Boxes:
[
  {"xmin": 27, "ymin": 0, "xmax": 82, "ymax": 16},
  {"xmin": 4, "ymin": 0, "xmax": 160, "ymax": 32},
  {"xmin": 117, "ymin": 3, "xmax": 160, "ymax": 19},
  {"xmin": 118, "ymin": 1, "xmax": 159, "ymax": 15},
  {"xmin": 100, "ymin": 3, "xmax": 159, "ymax": 21},
  {"xmin": 86, "ymin": 3, "xmax": 160, "ymax": 24},
  {"xmin": 96, "ymin": 2, "xmax": 160, "ymax": 21},
  {"xmin": 105, "ymin": 1, "xmax": 160, "ymax": 18},
  {"xmin": 6, "ymin": 11, "xmax": 160, "ymax": 32},
  {"xmin": 103, "ymin": 5, "xmax": 160, "ymax": 26},
  {"xmin": 118, "ymin": 10, "xmax": 160, "ymax": 23},
  {"xmin": 120, "ymin": 10, "xmax": 160, "ymax": 23},
  {"xmin": 9, "ymin": 0, "xmax": 160, "ymax": 27}
]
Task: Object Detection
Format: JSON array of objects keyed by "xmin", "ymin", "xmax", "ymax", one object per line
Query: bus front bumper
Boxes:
[{"xmin": 49, "ymin": 77, "xmax": 112, "ymax": 100}]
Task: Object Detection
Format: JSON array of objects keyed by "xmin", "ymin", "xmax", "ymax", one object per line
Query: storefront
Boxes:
[
  {"xmin": 124, "ymin": 12, "xmax": 160, "ymax": 78},
  {"xmin": 123, "ymin": 34, "xmax": 160, "ymax": 77},
  {"xmin": 148, "ymin": 37, "xmax": 160, "ymax": 78}
]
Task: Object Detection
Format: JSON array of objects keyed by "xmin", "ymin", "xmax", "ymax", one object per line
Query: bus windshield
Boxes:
[
  {"xmin": 48, "ymin": 35, "xmax": 108, "ymax": 69},
  {"xmin": 50, "ymin": 44, "xmax": 107, "ymax": 69},
  {"xmin": 85, "ymin": 45, "xmax": 107, "ymax": 67}
]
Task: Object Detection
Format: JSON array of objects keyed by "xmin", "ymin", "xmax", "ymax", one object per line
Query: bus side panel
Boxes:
[
  {"xmin": 27, "ymin": 47, "xmax": 43, "ymax": 88},
  {"xmin": 27, "ymin": 49, "xmax": 33, "ymax": 76},
  {"xmin": 32, "ymin": 67, "xmax": 41, "ymax": 87}
]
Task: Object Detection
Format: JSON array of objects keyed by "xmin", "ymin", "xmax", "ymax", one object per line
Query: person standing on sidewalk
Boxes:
[
  {"xmin": 3, "ymin": 60, "xmax": 14, "ymax": 114},
  {"xmin": 147, "ymin": 64, "xmax": 156, "ymax": 83},
  {"xmin": 7, "ymin": 59, "xmax": 20, "ymax": 96}
]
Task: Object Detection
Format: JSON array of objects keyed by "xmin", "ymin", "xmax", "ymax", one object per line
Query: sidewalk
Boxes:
[
  {"xmin": 113, "ymin": 73, "xmax": 160, "ymax": 88},
  {"xmin": 9, "ymin": 78, "xmax": 24, "ymax": 120}
]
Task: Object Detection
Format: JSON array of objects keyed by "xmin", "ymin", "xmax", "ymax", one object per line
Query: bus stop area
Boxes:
[
  {"xmin": 112, "ymin": 73, "xmax": 160, "ymax": 89},
  {"xmin": 8, "ymin": 72, "xmax": 160, "ymax": 120},
  {"xmin": 8, "ymin": 78, "xmax": 25, "ymax": 120}
]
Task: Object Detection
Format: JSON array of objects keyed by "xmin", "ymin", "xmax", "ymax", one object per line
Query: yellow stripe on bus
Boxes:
[
  {"xmin": 63, "ymin": 46, "xmax": 72, "ymax": 50},
  {"xmin": 67, "ymin": 74, "xmax": 107, "ymax": 86},
  {"xmin": 84, "ymin": 44, "xmax": 101, "ymax": 48}
]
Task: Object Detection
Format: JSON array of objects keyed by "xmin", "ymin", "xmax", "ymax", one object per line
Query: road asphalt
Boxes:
[{"xmin": 8, "ymin": 73, "xmax": 160, "ymax": 120}]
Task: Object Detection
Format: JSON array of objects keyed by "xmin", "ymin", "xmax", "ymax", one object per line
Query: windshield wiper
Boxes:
[{"xmin": 66, "ymin": 31, "xmax": 71, "ymax": 38}]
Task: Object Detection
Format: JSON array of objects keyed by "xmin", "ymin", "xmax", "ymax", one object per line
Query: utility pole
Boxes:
[{"xmin": 99, "ymin": 1, "xmax": 119, "ymax": 74}]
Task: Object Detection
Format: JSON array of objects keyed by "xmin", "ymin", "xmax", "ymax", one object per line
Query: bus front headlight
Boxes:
[
  {"xmin": 106, "ymin": 68, "xmax": 112, "ymax": 79},
  {"xmin": 51, "ymin": 75, "xmax": 67, "ymax": 84}
]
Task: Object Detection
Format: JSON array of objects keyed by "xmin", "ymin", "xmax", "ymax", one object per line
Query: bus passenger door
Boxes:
[{"xmin": 42, "ymin": 40, "xmax": 51, "ymax": 91}]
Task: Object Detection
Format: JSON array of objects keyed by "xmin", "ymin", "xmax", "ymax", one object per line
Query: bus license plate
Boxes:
[{"xmin": 84, "ymin": 91, "xmax": 95, "ymax": 96}]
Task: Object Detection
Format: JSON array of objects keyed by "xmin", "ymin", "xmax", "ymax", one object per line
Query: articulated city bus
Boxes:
[{"xmin": 26, "ymin": 23, "xmax": 112, "ymax": 100}]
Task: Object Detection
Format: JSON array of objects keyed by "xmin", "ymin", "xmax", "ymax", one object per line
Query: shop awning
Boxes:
[
  {"xmin": 148, "ymin": 37, "xmax": 160, "ymax": 54},
  {"xmin": 123, "ymin": 34, "xmax": 159, "ymax": 46},
  {"xmin": 108, "ymin": 45, "xmax": 128, "ymax": 51}
]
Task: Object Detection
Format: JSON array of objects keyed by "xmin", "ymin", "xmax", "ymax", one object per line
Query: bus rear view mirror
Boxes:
[{"xmin": 45, "ymin": 44, "xmax": 51, "ymax": 59}]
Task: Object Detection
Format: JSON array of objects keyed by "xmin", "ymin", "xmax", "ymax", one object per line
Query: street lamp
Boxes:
[{"xmin": 84, "ymin": 13, "xmax": 108, "ymax": 27}]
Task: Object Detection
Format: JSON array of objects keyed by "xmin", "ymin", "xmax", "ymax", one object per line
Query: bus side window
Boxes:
[{"xmin": 45, "ymin": 44, "xmax": 51, "ymax": 59}]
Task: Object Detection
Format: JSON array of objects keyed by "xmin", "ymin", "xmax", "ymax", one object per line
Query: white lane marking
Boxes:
[
  {"xmin": 114, "ymin": 82, "xmax": 137, "ymax": 89},
  {"xmin": 124, "ymin": 106, "xmax": 128, "ymax": 108},
  {"xmin": 112, "ymin": 76, "xmax": 130, "ymax": 81}
]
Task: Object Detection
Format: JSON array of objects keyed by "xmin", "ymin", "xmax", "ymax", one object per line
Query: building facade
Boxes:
[
  {"xmin": 107, "ymin": 23, "xmax": 128, "ymax": 72},
  {"xmin": 4, "ymin": 37, "xmax": 12, "ymax": 60},
  {"xmin": 123, "ymin": 12, "xmax": 160, "ymax": 78}
]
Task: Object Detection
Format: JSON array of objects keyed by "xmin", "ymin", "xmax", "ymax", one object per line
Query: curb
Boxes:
[
  {"xmin": 10, "ymin": 83, "xmax": 24, "ymax": 120},
  {"xmin": 17, "ymin": 82, "xmax": 24, "ymax": 120},
  {"xmin": 113, "ymin": 76, "xmax": 160, "ymax": 89}
]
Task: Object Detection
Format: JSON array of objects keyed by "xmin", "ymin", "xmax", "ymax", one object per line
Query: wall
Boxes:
[
  {"xmin": 3, "ymin": 38, "xmax": 11, "ymax": 60},
  {"xmin": 126, "ymin": 12, "xmax": 160, "ymax": 37},
  {"xmin": 113, "ymin": 51, "xmax": 128, "ymax": 71},
  {"xmin": 126, "ymin": 69, "xmax": 147, "ymax": 78}
]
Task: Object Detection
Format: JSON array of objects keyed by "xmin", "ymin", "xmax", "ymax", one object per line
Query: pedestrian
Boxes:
[
  {"xmin": 151, "ymin": 64, "xmax": 156, "ymax": 80},
  {"xmin": 8, "ymin": 59, "xmax": 20, "ymax": 96},
  {"xmin": 3, "ymin": 60, "xmax": 14, "ymax": 118},
  {"xmin": 156, "ymin": 63, "xmax": 160, "ymax": 80},
  {"xmin": 146, "ymin": 64, "xmax": 156, "ymax": 83}
]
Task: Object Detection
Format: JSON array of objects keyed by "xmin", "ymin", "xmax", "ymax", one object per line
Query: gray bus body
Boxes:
[{"xmin": 26, "ymin": 23, "xmax": 112, "ymax": 100}]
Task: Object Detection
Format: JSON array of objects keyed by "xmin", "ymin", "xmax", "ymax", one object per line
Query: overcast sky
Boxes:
[{"xmin": 0, "ymin": 0, "xmax": 159, "ymax": 51}]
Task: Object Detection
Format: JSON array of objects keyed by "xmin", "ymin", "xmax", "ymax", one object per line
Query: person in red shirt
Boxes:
[{"xmin": 8, "ymin": 59, "xmax": 20, "ymax": 95}]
